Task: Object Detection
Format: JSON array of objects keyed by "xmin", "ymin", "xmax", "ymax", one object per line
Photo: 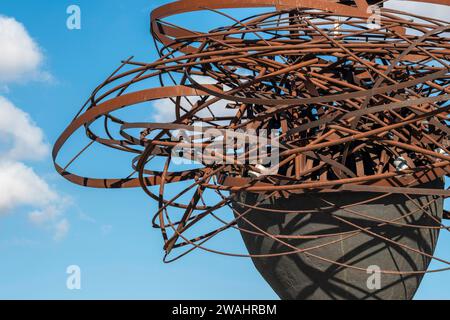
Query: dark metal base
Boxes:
[{"xmin": 233, "ymin": 180, "xmax": 444, "ymax": 300}]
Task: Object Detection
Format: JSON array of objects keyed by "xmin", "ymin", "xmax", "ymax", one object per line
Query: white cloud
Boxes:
[
  {"xmin": 0, "ymin": 161, "xmax": 56, "ymax": 213},
  {"xmin": 0, "ymin": 96, "xmax": 49, "ymax": 161},
  {"xmin": 0, "ymin": 15, "xmax": 49, "ymax": 83},
  {"xmin": 0, "ymin": 160, "xmax": 70, "ymax": 241},
  {"xmin": 0, "ymin": 96, "xmax": 69, "ymax": 240},
  {"xmin": 0, "ymin": 15, "xmax": 63, "ymax": 238},
  {"xmin": 152, "ymin": 75, "xmax": 237, "ymax": 123}
]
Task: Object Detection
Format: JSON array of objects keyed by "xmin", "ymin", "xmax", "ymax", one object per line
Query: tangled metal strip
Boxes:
[{"xmin": 54, "ymin": 0, "xmax": 450, "ymax": 274}]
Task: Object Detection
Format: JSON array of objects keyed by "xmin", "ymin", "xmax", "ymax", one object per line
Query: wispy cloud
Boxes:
[
  {"xmin": 53, "ymin": 219, "xmax": 70, "ymax": 242},
  {"xmin": 101, "ymin": 224, "xmax": 113, "ymax": 236}
]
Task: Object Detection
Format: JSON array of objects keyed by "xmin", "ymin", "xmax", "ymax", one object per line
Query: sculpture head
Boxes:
[{"xmin": 54, "ymin": 0, "xmax": 449, "ymax": 299}]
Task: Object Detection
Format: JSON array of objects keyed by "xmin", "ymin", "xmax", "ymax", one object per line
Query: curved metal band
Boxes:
[{"xmin": 150, "ymin": 0, "xmax": 449, "ymax": 52}]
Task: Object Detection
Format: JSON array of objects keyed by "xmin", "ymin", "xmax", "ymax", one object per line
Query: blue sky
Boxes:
[{"xmin": 0, "ymin": 0, "xmax": 448, "ymax": 300}]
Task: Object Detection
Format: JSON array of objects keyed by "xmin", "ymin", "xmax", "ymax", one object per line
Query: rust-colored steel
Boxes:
[{"xmin": 54, "ymin": 0, "xmax": 449, "ymax": 283}]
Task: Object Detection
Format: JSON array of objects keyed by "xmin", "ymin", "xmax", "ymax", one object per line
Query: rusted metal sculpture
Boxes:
[{"xmin": 54, "ymin": 0, "xmax": 450, "ymax": 299}]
